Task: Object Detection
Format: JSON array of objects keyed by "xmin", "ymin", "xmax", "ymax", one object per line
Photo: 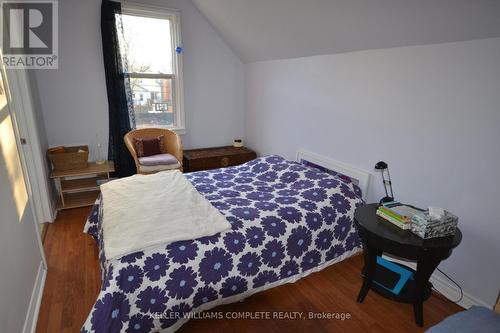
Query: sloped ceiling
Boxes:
[{"xmin": 192, "ymin": 0, "xmax": 500, "ymax": 63}]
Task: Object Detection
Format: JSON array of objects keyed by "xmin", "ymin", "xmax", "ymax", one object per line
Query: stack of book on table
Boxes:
[{"xmin": 376, "ymin": 202, "xmax": 422, "ymax": 230}]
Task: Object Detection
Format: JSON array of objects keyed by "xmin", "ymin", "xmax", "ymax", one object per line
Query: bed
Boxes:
[{"xmin": 81, "ymin": 153, "xmax": 368, "ymax": 333}]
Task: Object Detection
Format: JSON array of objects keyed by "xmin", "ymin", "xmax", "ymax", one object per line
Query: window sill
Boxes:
[
  {"xmin": 135, "ymin": 126, "xmax": 185, "ymax": 135},
  {"xmin": 169, "ymin": 127, "xmax": 186, "ymax": 135}
]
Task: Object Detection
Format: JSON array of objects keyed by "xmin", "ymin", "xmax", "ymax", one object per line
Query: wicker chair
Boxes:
[{"xmin": 124, "ymin": 128, "xmax": 183, "ymax": 174}]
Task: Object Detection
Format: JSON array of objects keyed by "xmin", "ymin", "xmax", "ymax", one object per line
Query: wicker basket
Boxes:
[{"xmin": 48, "ymin": 145, "xmax": 89, "ymax": 171}]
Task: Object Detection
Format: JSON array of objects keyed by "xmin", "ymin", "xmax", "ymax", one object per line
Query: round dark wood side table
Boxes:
[{"xmin": 354, "ymin": 203, "xmax": 462, "ymax": 327}]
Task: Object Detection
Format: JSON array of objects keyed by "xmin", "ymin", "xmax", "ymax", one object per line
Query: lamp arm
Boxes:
[
  {"xmin": 385, "ymin": 169, "xmax": 394, "ymax": 198},
  {"xmin": 381, "ymin": 172, "xmax": 389, "ymax": 197}
]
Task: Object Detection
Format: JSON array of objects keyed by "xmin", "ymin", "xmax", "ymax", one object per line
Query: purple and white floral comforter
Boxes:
[{"xmin": 81, "ymin": 155, "xmax": 363, "ymax": 333}]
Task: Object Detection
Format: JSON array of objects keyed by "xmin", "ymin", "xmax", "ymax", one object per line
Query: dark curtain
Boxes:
[{"xmin": 101, "ymin": 0, "xmax": 135, "ymax": 177}]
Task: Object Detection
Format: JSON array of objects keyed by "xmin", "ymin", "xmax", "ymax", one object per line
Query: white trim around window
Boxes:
[{"xmin": 121, "ymin": 2, "xmax": 186, "ymax": 134}]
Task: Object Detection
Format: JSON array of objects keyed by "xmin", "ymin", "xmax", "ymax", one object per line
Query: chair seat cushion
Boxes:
[
  {"xmin": 139, "ymin": 153, "xmax": 178, "ymax": 166},
  {"xmin": 138, "ymin": 162, "xmax": 181, "ymax": 174}
]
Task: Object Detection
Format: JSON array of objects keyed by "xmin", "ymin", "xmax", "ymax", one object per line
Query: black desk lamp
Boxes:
[{"xmin": 374, "ymin": 161, "xmax": 394, "ymax": 204}]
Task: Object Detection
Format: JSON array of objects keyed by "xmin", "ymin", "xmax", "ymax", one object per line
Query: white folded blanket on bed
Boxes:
[{"xmin": 100, "ymin": 170, "xmax": 231, "ymax": 261}]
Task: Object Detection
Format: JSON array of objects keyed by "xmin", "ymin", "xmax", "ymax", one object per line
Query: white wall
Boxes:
[
  {"xmin": 245, "ymin": 38, "xmax": 500, "ymax": 307},
  {"xmin": 34, "ymin": 0, "xmax": 244, "ymax": 160}
]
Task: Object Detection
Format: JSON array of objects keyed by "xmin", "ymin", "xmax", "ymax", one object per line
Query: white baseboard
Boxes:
[
  {"xmin": 50, "ymin": 198, "xmax": 58, "ymax": 222},
  {"xmin": 381, "ymin": 254, "xmax": 493, "ymax": 310},
  {"xmin": 430, "ymin": 273, "xmax": 493, "ymax": 309},
  {"xmin": 22, "ymin": 261, "xmax": 47, "ymax": 333}
]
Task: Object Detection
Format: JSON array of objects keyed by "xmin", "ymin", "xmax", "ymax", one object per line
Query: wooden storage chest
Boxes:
[{"xmin": 183, "ymin": 146, "xmax": 256, "ymax": 172}]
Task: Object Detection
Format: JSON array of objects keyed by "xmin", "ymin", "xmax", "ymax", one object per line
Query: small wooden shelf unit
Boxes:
[{"xmin": 50, "ymin": 161, "xmax": 114, "ymax": 210}]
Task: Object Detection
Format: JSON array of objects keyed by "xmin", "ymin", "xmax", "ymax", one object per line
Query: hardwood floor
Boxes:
[
  {"xmin": 37, "ymin": 208, "xmax": 101, "ymax": 333},
  {"xmin": 36, "ymin": 207, "xmax": 463, "ymax": 333}
]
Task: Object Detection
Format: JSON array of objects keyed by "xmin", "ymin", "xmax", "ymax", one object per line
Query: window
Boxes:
[{"xmin": 117, "ymin": 5, "xmax": 184, "ymax": 132}]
